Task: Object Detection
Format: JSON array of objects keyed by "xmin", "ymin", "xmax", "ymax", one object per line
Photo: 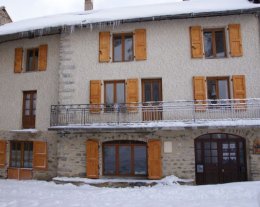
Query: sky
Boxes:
[{"xmin": 0, "ymin": 0, "xmax": 181, "ymax": 22}]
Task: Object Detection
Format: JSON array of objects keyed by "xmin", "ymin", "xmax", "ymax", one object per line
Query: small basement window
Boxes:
[
  {"xmin": 113, "ymin": 33, "xmax": 133, "ymax": 62},
  {"xmin": 10, "ymin": 141, "xmax": 33, "ymax": 168},
  {"xmin": 26, "ymin": 48, "xmax": 39, "ymax": 71}
]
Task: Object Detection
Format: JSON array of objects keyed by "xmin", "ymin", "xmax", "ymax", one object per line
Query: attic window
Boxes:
[{"xmin": 26, "ymin": 48, "xmax": 39, "ymax": 71}]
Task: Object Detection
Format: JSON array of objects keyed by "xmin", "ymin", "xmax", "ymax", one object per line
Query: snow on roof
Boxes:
[{"xmin": 0, "ymin": 0, "xmax": 259, "ymax": 36}]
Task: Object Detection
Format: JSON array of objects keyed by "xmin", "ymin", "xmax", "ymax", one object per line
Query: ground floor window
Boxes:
[
  {"xmin": 10, "ymin": 141, "xmax": 33, "ymax": 168},
  {"xmin": 103, "ymin": 141, "xmax": 147, "ymax": 176}
]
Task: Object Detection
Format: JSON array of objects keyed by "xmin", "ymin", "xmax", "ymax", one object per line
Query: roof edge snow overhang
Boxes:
[{"xmin": 0, "ymin": 7, "xmax": 260, "ymax": 43}]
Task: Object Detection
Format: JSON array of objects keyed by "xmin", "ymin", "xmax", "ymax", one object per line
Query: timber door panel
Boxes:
[
  {"xmin": 142, "ymin": 79, "xmax": 162, "ymax": 121},
  {"xmin": 22, "ymin": 91, "xmax": 37, "ymax": 129},
  {"xmin": 195, "ymin": 134, "xmax": 247, "ymax": 185}
]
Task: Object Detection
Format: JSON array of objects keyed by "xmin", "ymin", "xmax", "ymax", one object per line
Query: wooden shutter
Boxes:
[
  {"xmin": 86, "ymin": 140, "xmax": 99, "ymax": 179},
  {"xmin": 0, "ymin": 140, "xmax": 6, "ymax": 168},
  {"xmin": 135, "ymin": 29, "xmax": 147, "ymax": 60},
  {"xmin": 14, "ymin": 48, "xmax": 23, "ymax": 73},
  {"xmin": 148, "ymin": 140, "xmax": 162, "ymax": 179},
  {"xmin": 99, "ymin": 32, "xmax": 110, "ymax": 62},
  {"xmin": 193, "ymin": 76, "xmax": 206, "ymax": 111},
  {"xmin": 126, "ymin": 79, "xmax": 139, "ymax": 112},
  {"xmin": 38, "ymin": 44, "xmax": 48, "ymax": 71},
  {"xmin": 90, "ymin": 80, "xmax": 101, "ymax": 113},
  {"xmin": 233, "ymin": 75, "xmax": 246, "ymax": 99},
  {"xmin": 229, "ymin": 24, "xmax": 243, "ymax": 57},
  {"xmin": 190, "ymin": 26, "xmax": 203, "ymax": 58},
  {"xmin": 33, "ymin": 141, "xmax": 47, "ymax": 170}
]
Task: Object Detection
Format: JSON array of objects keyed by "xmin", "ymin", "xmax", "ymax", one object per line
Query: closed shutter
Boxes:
[
  {"xmin": 148, "ymin": 140, "xmax": 162, "ymax": 179},
  {"xmin": 86, "ymin": 140, "xmax": 99, "ymax": 179},
  {"xmin": 14, "ymin": 48, "xmax": 23, "ymax": 73},
  {"xmin": 99, "ymin": 32, "xmax": 110, "ymax": 62},
  {"xmin": 233, "ymin": 75, "xmax": 246, "ymax": 99},
  {"xmin": 135, "ymin": 29, "xmax": 147, "ymax": 60},
  {"xmin": 190, "ymin": 26, "xmax": 203, "ymax": 58},
  {"xmin": 193, "ymin": 76, "xmax": 206, "ymax": 111},
  {"xmin": 126, "ymin": 79, "xmax": 139, "ymax": 112},
  {"xmin": 90, "ymin": 80, "xmax": 101, "ymax": 113},
  {"xmin": 229, "ymin": 24, "xmax": 243, "ymax": 57},
  {"xmin": 33, "ymin": 141, "xmax": 47, "ymax": 170},
  {"xmin": 38, "ymin": 44, "xmax": 48, "ymax": 71},
  {"xmin": 0, "ymin": 140, "xmax": 6, "ymax": 168}
]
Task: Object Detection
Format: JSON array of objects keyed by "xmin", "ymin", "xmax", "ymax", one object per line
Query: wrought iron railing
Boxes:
[{"xmin": 50, "ymin": 99, "xmax": 260, "ymax": 127}]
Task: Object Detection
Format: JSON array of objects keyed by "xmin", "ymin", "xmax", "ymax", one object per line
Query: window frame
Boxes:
[
  {"xmin": 203, "ymin": 28, "xmax": 227, "ymax": 59},
  {"xmin": 10, "ymin": 141, "xmax": 33, "ymax": 169},
  {"xmin": 26, "ymin": 47, "xmax": 39, "ymax": 72},
  {"xmin": 206, "ymin": 76, "xmax": 230, "ymax": 100},
  {"xmin": 112, "ymin": 33, "xmax": 134, "ymax": 62}
]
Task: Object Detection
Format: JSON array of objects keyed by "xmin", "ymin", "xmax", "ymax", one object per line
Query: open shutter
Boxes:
[
  {"xmin": 229, "ymin": 24, "xmax": 243, "ymax": 57},
  {"xmin": 0, "ymin": 140, "xmax": 6, "ymax": 168},
  {"xmin": 233, "ymin": 75, "xmax": 246, "ymax": 99},
  {"xmin": 38, "ymin": 44, "xmax": 48, "ymax": 71},
  {"xmin": 99, "ymin": 32, "xmax": 110, "ymax": 62},
  {"xmin": 190, "ymin": 26, "xmax": 203, "ymax": 58},
  {"xmin": 86, "ymin": 140, "xmax": 99, "ymax": 179},
  {"xmin": 33, "ymin": 141, "xmax": 47, "ymax": 170},
  {"xmin": 148, "ymin": 140, "xmax": 162, "ymax": 179},
  {"xmin": 14, "ymin": 48, "xmax": 23, "ymax": 73},
  {"xmin": 126, "ymin": 79, "xmax": 139, "ymax": 112},
  {"xmin": 135, "ymin": 29, "xmax": 147, "ymax": 60},
  {"xmin": 193, "ymin": 76, "xmax": 206, "ymax": 111},
  {"xmin": 90, "ymin": 80, "xmax": 101, "ymax": 113}
]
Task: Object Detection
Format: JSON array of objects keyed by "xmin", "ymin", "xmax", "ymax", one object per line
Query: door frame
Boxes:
[{"xmin": 22, "ymin": 90, "xmax": 37, "ymax": 129}]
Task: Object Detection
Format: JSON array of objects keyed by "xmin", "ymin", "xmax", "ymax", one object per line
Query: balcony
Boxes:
[{"xmin": 50, "ymin": 99, "xmax": 260, "ymax": 131}]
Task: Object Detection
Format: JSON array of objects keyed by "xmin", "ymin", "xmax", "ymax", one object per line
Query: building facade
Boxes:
[{"xmin": 0, "ymin": 0, "xmax": 260, "ymax": 184}]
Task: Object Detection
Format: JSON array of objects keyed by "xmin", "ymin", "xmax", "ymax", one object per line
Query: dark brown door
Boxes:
[
  {"xmin": 142, "ymin": 79, "xmax": 162, "ymax": 121},
  {"xmin": 22, "ymin": 91, "xmax": 37, "ymax": 129},
  {"xmin": 195, "ymin": 134, "xmax": 247, "ymax": 185}
]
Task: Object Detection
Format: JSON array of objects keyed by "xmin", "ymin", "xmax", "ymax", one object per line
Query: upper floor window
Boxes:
[
  {"xmin": 203, "ymin": 29, "xmax": 226, "ymax": 58},
  {"xmin": 26, "ymin": 48, "xmax": 39, "ymax": 71},
  {"xmin": 23, "ymin": 91, "xmax": 37, "ymax": 129},
  {"xmin": 207, "ymin": 77, "xmax": 230, "ymax": 100},
  {"xmin": 113, "ymin": 33, "xmax": 133, "ymax": 62}
]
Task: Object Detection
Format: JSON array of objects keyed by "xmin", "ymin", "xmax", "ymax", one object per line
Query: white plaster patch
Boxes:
[{"xmin": 164, "ymin": 141, "xmax": 173, "ymax": 153}]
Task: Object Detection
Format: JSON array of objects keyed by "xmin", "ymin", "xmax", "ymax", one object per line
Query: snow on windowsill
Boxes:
[{"xmin": 10, "ymin": 129, "xmax": 39, "ymax": 133}]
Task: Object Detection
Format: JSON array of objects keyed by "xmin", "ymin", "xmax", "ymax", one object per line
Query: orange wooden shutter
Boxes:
[
  {"xmin": 99, "ymin": 32, "xmax": 110, "ymax": 62},
  {"xmin": 126, "ymin": 79, "xmax": 139, "ymax": 112},
  {"xmin": 190, "ymin": 26, "xmax": 203, "ymax": 58},
  {"xmin": 0, "ymin": 140, "xmax": 6, "ymax": 168},
  {"xmin": 90, "ymin": 80, "xmax": 101, "ymax": 113},
  {"xmin": 229, "ymin": 24, "xmax": 243, "ymax": 57},
  {"xmin": 14, "ymin": 48, "xmax": 23, "ymax": 73},
  {"xmin": 33, "ymin": 141, "xmax": 47, "ymax": 170},
  {"xmin": 148, "ymin": 140, "xmax": 162, "ymax": 179},
  {"xmin": 135, "ymin": 29, "xmax": 147, "ymax": 60},
  {"xmin": 233, "ymin": 75, "xmax": 246, "ymax": 99},
  {"xmin": 38, "ymin": 44, "xmax": 48, "ymax": 71},
  {"xmin": 86, "ymin": 140, "xmax": 99, "ymax": 178},
  {"xmin": 193, "ymin": 76, "xmax": 206, "ymax": 111}
]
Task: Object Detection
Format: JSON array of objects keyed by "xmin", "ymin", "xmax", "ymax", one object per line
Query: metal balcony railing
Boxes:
[{"xmin": 50, "ymin": 99, "xmax": 260, "ymax": 127}]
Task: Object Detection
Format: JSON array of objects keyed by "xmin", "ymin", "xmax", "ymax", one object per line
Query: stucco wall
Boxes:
[
  {"xmin": 0, "ymin": 35, "xmax": 60, "ymax": 131},
  {"xmin": 60, "ymin": 14, "xmax": 260, "ymax": 105}
]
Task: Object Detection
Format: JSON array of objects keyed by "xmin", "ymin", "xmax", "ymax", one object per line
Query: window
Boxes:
[
  {"xmin": 113, "ymin": 33, "xmax": 133, "ymax": 62},
  {"xmin": 104, "ymin": 81, "xmax": 125, "ymax": 111},
  {"xmin": 207, "ymin": 77, "xmax": 230, "ymax": 100},
  {"xmin": 10, "ymin": 141, "xmax": 33, "ymax": 168},
  {"xmin": 26, "ymin": 48, "xmax": 39, "ymax": 71},
  {"xmin": 203, "ymin": 29, "xmax": 226, "ymax": 58},
  {"xmin": 23, "ymin": 91, "xmax": 37, "ymax": 129}
]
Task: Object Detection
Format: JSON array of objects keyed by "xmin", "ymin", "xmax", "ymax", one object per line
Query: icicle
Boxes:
[
  {"xmin": 90, "ymin": 23, "xmax": 93, "ymax": 32},
  {"xmin": 70, "ymin": 25, "xmax": 75, "ymax": 34}
]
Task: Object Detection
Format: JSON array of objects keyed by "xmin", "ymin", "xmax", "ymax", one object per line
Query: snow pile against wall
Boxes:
[{"xmin": 0, "ymin": 0, "xmax": 259, "ymax": 36}]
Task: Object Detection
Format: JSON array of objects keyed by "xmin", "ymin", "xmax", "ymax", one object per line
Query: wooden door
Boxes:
[
  {"xmin": 142, "ymin": 79, "xmax": 162, "ymax": 121},
  {"xmin": 23, "ymin": 91, "xmax": 37, "ymax": 129},
  {"xmin": 148, "ymin": 140, "xmax": 162, "ymax": 179},
  {"xmin": 86, "ymin": 140, "xmax": 99, "ymax": 178}
]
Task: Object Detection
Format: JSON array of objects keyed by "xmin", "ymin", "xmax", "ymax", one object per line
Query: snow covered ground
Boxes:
[{"xmin": 0, "ymin": 179, "xmax": 259, "ymax": 207}]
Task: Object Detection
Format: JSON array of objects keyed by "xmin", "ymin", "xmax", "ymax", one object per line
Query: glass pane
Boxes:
[
  {"xmin": 105, "ymin": 83, "xmax": 114, "ymax": 104},
  {"xmin": 196, "ymin": 150, "xmax": 201, "ymax": 162},
  {"xmin": 116, "ymin": 83, "xmax": 125, "ymax": 104},
  {"xmin": 152, "ymin": 81, "xmax": 160, "ymax": 102},
  {"xmin": 25, "ymin": 100, "xmax": 30, "ymax": 110},
  {"xmin": 211, "ymin": 150, "xmax": 218, "ymax": 157},
  {"xmin": 205, "ymin": 157, "xmax": 211, "ymax": 164},
  {"xmin": 196, "ymin": 142, "xmax": 201, "ymax": 150},
  {"xmin": 113, "ymin": 36, "xmax": 122, "ymax": 62},
  {"xmin": 212, "ymin": 157, "xmax": 218, "ymax": 164},
  {"xmin": 207, "ymin": 79, "xmax": 217, "ymax": 99},
  {"xmin": 204, "ymin": 142, "xmax": 211, "ymax": 149},
  {"xmin": 205, "ymin": 150, "xmax": 211, "ymax": 156},
  {"xmin": 134, "ymin": 146, "xmax": 147, "ymax": 175},
  {"xmin": 27, "ymin": 50, "xmax": 34, "ymax": 71},
  {"xmin": 218, "ymin": 80, "xmax": 229, "ymax": 99},
  {"xmin": 212, "ymin": 134, "xmax": 226, "ymax": 139},
  {"xmin": 119, "ymin": 146, "xmax": 131, "ymax": 175},
  {"xmin": 215, "ymin": 31, "xmax": 225, "ymax": 58},
  {"xmin": 204, "ymin": 32, "xmax": 213, "ymax": 58},
  {"xmin": 144, "ymin": 82, "xmax": 151, "ymax": 102},
  {"xmin": 211, "ymin": 142, "xmax": 217, "ymax": 149},
  {"xmin": 103, "ymin": 146, "xmax": 116, "ymax": 175},
  {"xmin": 25, "ymin": 110, "xmax": 30, "ymax": 116},
  {"xmin": 124, "ymin": 35, "xmax": 133, "ymax": 61}
]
